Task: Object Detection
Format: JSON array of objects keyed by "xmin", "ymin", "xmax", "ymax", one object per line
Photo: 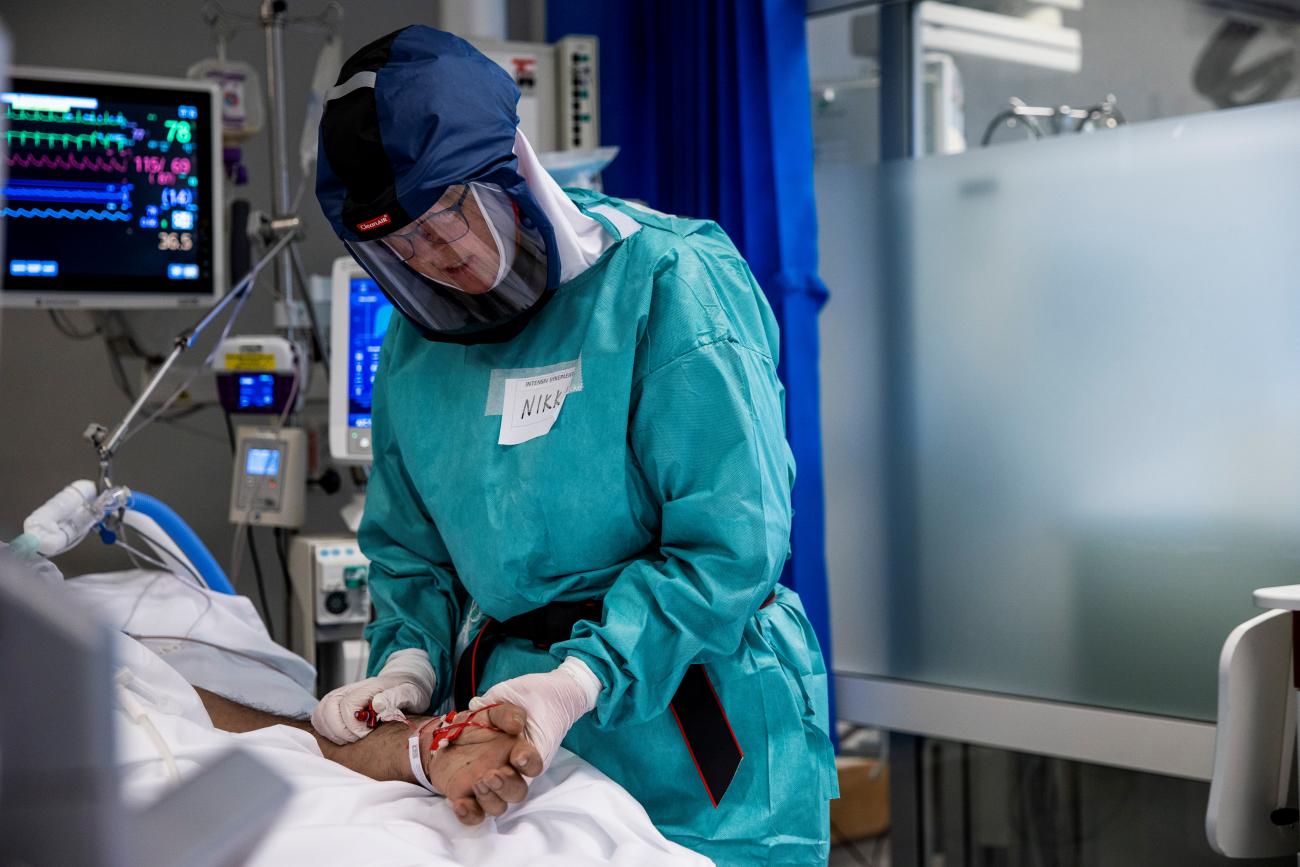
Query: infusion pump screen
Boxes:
[
  {"xmin": 245, "ymin": 447, "xmax": 281, "ymax": 477},
  {"xmin": 348, "ymin": 276, "xmax": 394, "ymax": 430},
  {"xmin": 3, "ymin": 76, "xmax": 215, "ymax": 299}
]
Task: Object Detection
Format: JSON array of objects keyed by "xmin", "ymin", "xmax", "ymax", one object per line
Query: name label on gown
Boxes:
[{"xmin": 498, "ymin": 366, "xmax": 577, "ymax": 445}]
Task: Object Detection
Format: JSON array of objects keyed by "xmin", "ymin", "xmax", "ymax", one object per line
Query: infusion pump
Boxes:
[{"xmin": 288, "ymin": 535, "xmax": 371, "ymax": 693}]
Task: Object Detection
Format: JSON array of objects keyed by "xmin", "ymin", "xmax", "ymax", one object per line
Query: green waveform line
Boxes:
[
  {"xmin": 6, "ymin": 106, "xmax": 130, "ymax": 127},
  {"xmin": 5, "ymin": 129, "xmax": 132, "ymax": 151}
]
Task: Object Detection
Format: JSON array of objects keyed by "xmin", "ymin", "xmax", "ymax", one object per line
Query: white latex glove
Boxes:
[
  {"xmin": 469, "ymin": 656, "xmax": 602, "ymax": 773},
  {"xmin": 311, "ymin": 648, "xmax": 436, "ymax": 744}
]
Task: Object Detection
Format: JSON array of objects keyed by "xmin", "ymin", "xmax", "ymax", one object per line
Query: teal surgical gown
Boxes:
[{"xmin": 359, "ymin": 190, "xmax": 838, "ymax": 866}]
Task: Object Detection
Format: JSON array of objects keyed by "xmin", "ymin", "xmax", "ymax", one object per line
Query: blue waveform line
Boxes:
[
  {"xmin": 7, "ymin": 180, "xmax": 134, "ymax": 205},
  {"xmin": 8, "ymin": 178, "xmax": 130, "ymax": 190},
  {"xmin": 5, "ymin": 186, "xmax": 132, "ymax": 204},
  {"xmin": 3, "ymin": 207, "xmax": 132, "ymax": 221}
]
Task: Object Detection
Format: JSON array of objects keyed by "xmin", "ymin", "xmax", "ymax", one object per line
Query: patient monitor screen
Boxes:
[
  {"xmin": 347, "ymin": 276, "xmax": 393, "ymax": 431},
  {"xmin": 2, "ymin": 73, "xmax": 218, "ymax": 305}
]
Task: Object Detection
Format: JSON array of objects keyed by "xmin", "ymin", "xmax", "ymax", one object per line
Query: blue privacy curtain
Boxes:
[{"xmin": 548, "ymin": 2, "xmax": 835, "ymax": 698}]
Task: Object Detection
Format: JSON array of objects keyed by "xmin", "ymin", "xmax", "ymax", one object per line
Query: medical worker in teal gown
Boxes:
[{"xmin": 311, "ymin": 26, "xmax": 837, "ymax": 866}]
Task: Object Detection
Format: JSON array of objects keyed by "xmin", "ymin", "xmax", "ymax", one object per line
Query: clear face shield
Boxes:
[{"xmin": 346, "ymin": 181, "xmax": 550, "ymax": 340}]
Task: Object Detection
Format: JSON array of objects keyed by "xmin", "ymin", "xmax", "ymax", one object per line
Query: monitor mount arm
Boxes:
[{"xmin": 86, "ymin": 218, "xmax": 301, "ymax": 491}]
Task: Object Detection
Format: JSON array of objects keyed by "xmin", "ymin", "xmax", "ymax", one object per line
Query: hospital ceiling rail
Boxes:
[{"xmin": 0, "ymin": 571, "xmax": 292, "ymax": 866}]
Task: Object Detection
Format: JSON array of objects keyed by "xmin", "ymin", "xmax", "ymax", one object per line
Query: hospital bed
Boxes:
[
  {"xmin": 3, "ymin": 479, "xmax": 709, "ymax": 864},
  {"xmin": 58, "ymin": 567, "xmax": 709, "ymax": 866}
]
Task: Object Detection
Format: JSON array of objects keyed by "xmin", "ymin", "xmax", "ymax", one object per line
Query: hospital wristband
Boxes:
[{"xmin": 408, "ymin": 732, "xmax": 443, "ymax": 796}]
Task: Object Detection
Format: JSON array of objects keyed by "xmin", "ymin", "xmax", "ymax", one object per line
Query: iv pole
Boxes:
[
  {"xmin": 263, "ymin": 0, "xmax": 298, "ymax": 346},
  {"xmin": 86, "ymin": 1, "xmax": 342, "ymax": 489}
]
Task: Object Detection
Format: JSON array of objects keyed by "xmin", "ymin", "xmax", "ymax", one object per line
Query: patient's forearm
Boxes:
[
  {"xmin": 194, "ymin": 687, "xmax": 420, "ymax": 785},
  {"xmin": 196, "ymin": 686, "xmax": 301, "ymax": 733}
]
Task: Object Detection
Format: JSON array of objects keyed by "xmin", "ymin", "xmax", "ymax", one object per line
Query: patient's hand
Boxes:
[
  {"xmin": 421, "ymin": 703, "xmax": 543, "ymax": 825},
  {"xmin": 195, "ymin": 688, "xmax": 542, "ymax": 825}
]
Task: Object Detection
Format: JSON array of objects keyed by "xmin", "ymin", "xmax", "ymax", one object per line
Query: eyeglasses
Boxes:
[{"xmin": 383, "ymin": 185, "xmax": 472, "ymax": 261}]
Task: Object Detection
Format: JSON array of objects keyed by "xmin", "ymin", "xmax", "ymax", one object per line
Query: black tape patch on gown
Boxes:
[
  {"xmin": 453, "ymin": 593, "xmax": 772, "ymax": 806},
  {"xmin": 669, "ymin": 665, "xmax": 744, "ymax": 807}
]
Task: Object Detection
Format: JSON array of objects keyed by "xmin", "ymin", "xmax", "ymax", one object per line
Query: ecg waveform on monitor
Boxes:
[
  {"xmin": 10, "ymin": 187, "xmax": 126, "ymax": 203},
  {"xmin": 7, "ymin": 152, "xmax": 131, "ymax": 173},
  {"xmin": 2, "ymin": 207, "xmax": 132, "ymax": 221},
  {"xmin": 6, "ymin": 179, "xmax": 133, "ymax": 207},
  {"xmin": 6, "ymin": 129, "xmax": 133, "ymax": 151},
  {"xmin": 6, "ymin": 107, "xmax": 131, "ymax": 127}
]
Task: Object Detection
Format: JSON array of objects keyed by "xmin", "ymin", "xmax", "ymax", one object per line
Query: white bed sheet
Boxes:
[{"xmin": 67, "ymin": 570, "xmax": 711, "ymax": 866}]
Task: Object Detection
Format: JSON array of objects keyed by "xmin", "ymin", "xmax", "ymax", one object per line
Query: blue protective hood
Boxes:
[
  {"xmin": 315, "ymin": 25, "xmax": 562, "ymax": 344},
  {"xmin": 316, "ymin": 26, "xmax": 542, "ymax": 246}
]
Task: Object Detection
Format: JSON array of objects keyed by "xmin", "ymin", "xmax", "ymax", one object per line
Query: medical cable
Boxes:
[
  {"xmin": 107, "ymin": 551, "xmax": 299, "ymax": 679},
  {"xmin": 48, "ymin": 309, "xmax": 100, "ymax": 340},
  {"xmin": 113, "ymin": 288, "xmax": 247, "ymax": 447},
  {"xmin": 245, "ymin": 527, "xmax": 275, "ymax": 641},
  {"xmin": 114, "ymin": 512, "xmax": 220, "ymax": 642},
  {"xmin": 118, "ymin": 560, "xmax": 216, "ymax": 641},
  {"xmin": 105, "ymin": 311, "xmax": 166, "ymax": 365},
  {"xmin": 289, "ymin": 173, "xmax": 310, "ymax": 219},
  {"xmin": 121, "ymin": 491, "xmax": 233, "ymax": 593},
  {"xmin": 99, "ymin": 313, "xmax": 172, "ymax": 409},
  {"xmin": 224, "ymin": 471, "xmax": 248, "ymax": 587},
  {"xmin": 288, "ymin": 241, "xmax": 329, "ymax": 373},
  {"xmin": 115, "ymin": 530, "xmax": 167, "ymax": 574},
  {"xmin": 120, "ymin": 538, "xmax": 144, "ymax": 571},
  {"xmin": 354, "ymin": 701, "xmax": 505, "ymax": 796},
  {"xmin": 119, "ymin": 520, "xmax": 205, "ymax": 589},
  {"xmin": 152, "ymin": 405, "xmax": 213, "ymax": 427},
  {"xmin": 229, "ymin": 517, "xmax": 270, "ymax": 639},
  {"xmin": 222, "ymin": 412, "xmax": 275, "ymax": 636},
  {"xmin": 104, "ymin": 334, "xmax": 138, "ymax": 402},
  {"xmin": 115, "ymin": 670, "xmax": 181, "ymax": 783},
  {"xmin": 273, "ymin": 527, "xmax": 293, "ymax": 649},
  {"xmin": 126, "ymin": 634, "xmax": 304, "ymax": 681},
  {"xmin": 275, "ymin": 358, "xmax": 300, "ymax": 428},
  {"xmin": 112, "ymin": 256, "xmax": 265, "ymax": 452}
]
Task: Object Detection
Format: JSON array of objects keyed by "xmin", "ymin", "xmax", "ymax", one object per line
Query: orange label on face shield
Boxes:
[{"xmin": 357, "ymin": 214, "xmax": 391, "ymax": 231}]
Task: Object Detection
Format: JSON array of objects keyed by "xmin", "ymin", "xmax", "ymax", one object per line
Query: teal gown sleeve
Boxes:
[
  {"xmin": 553, "ymin": 326, "xmax": 795, "ymax": 729},
  {"xmin": 358, "ymin": 336, "xmax": 463, "ymax": 707}
]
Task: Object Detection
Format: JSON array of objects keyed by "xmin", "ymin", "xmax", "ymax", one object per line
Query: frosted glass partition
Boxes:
[{"xmin": 820, "ymin": 100, "xmax": 1300, "ymax": 721}]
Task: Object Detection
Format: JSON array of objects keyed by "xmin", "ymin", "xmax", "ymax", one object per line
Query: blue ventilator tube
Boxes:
[{"xmin": 126, "ymin": 491, "xmax": 235, "ymax": 594}]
